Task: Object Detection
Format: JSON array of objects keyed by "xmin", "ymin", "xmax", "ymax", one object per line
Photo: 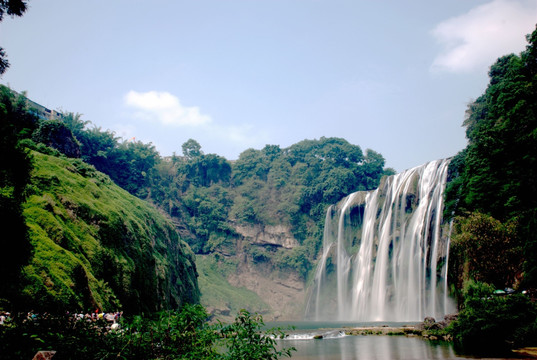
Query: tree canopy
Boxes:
[{"xmin": 446, "ymin": 24, "xmax": 537, "ymax": 288}]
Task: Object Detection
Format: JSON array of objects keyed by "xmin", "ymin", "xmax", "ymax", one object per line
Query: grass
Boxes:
[
  {"xmin": 196, "ymin": 254, "xmax": 270, "ymax": 320},
  {"xmin": 18, "ymin": 150, "xmax": 200, "ymax": 312}
]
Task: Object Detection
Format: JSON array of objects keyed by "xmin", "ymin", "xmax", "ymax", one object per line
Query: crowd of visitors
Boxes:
[{"xmin": 0, "ymin": 310, "xmax": 123, "ymax": 330}]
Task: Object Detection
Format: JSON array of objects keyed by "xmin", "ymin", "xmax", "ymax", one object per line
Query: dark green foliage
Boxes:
[
  {"xmin": 76, "ymin": 127, "xmax": 160, "ymax": 197},
  {"xmin": 449, "ymin": 281, "xmax": 537, "ymax": 353},
  {"xmin": 0, "ymin": 305, "xmax": 294, "ymax": 360},
  {"xmin": 182, "ymin": 153, "xmax": 232, "ymax": 188},
  {"xmin": 445, "ymin": 25, "xmax": 537, "ymax": 289},
  {"xmin": 182, "ymin": 138, "xmax": 203, "ymax": 159},
  {"xmin": 0, "ymin": 85, "xmax": 39, "ymax": 137},
  {"xmin": 138, "ymin": 137, "xmax": 389, "ymax": 280},
  {"xmin": 275, "ymin": 246, "xmax": 312, "ymax": 275},
  {"xmin": 0, "ymin": 0, "xmax": 27, "ymax": 22},
  {"xmin": 445, "ymin": 27, "xmax": 537, "ymax": 221},
  {"xmin": 32, "ymin": 119, "xmax": 81, "ymax": 158},
  {"xmin": 437, "ymin": 26, "xmax": 537, "ymax": 354},
  {"xmin": 220, "ymin": 309, "xmax": 295, "ymax": 360},
  {"xmin": 449, "ymin": 212, "xmax": 523, "ymax": 289},
  {"xmin": 0, "ymin": 87, "xmax": 33, "ymax": 309},
  {"xmin": 182, "ymin": 185, "xmax": 235, "ymax": 253}
]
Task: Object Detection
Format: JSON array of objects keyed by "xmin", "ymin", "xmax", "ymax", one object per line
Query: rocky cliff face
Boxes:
[
  {"xmin": 234, "ymin": 224, "xmax": 300, "ymax": 249},
  {"xmin": 201, "ymin": 223, "xmax": 306, "ymax": 321}
]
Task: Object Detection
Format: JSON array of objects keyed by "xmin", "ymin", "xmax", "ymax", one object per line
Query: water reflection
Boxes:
[{"xmin": 279, "ymin": 336, "xmax": 513, "ymax": 360}]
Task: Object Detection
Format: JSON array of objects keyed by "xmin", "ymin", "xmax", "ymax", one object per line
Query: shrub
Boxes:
[
  {"xmin": 449, "ymin": 280, "xmax": 537, "ymax": 354},
  {"xmin": 0, "ymin": 305, "xmax": 295, "ymax": 360}
]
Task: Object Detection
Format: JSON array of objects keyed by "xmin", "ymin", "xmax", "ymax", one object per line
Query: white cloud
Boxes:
[
  {"xmin": 121, "ymin": 90, "xmax": 270, "ymax": 157},
  {"xmin": 431, "ymin": 0, "xmax": 537, "ymax": 73},
  {"xmin": 124, "ymin": 90, "xmax": 211, "ymax": 126}
]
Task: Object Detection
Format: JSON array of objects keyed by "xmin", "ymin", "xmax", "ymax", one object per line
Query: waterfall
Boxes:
[{"xmin": 305, "ymin": 159, "xmax": 455, "ymax": 322}]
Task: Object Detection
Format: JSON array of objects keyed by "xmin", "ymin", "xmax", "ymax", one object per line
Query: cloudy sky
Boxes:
[{"xmin": 1, "ymin": 0, "xmax": 536, "ymax": 172}]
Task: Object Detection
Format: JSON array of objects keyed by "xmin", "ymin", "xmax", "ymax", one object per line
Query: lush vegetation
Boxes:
[
  {"xmin": 0, "ymin": 83, "xmax": 33, "ymax": 309},
  {"xmin": 449, "ymin": 281, "xmax": 537, "ymax": 354},
  {"xmin": 446, "ymin": 25, "xmax": 537, "ymax": 289},
  {"xmin": 149, "ymin": 137, "xmax": 393, "ymax": 281},
  {"xmin": 0, "ymin": 86, "xmax": 199, "ymax": 313},
  {"xmin": 0, "ymin": 304, "xmax": 295, "ymax": 360},
  {"xmin": 9, "ymin": 19, "xmax": 537, "ymax": 358},
  {"xmin": 445, "ymin": 25, "xmax": 537, "ymax": 351},
  {"xmin": 20, "ymin": 150, "xmax": 199, "ymax": 312},
  {"xmin": 195, "ymin": 254, "xmax": 270, "ymax": 318},
  {"xmin": 1, "ymin": 78, "xmax": 391, "ymax": 318}
]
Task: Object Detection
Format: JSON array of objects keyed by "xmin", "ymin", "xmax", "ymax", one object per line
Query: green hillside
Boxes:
[{"xmin": 17, "ymin": 150, "xmax": 199, "ymax": 312}]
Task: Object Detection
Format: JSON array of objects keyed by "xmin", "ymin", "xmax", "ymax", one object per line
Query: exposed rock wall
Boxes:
[
  {"xmin": 234, "ymin": 224, "xmax": 300, "ymax": 249},
  {"xmin": 206, "ymin": 224, "xmax": 306, "ymax": 321}
]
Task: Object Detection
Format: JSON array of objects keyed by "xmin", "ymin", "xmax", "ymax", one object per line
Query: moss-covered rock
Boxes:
[{"xmin": 19, "ymin": 151, "xmax": 199, "ymax": 313}]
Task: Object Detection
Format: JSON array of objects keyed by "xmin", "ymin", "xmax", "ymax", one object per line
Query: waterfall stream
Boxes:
[{"xmin": 305, "ymin": 159, "xmax": 455, "ymax": 322}]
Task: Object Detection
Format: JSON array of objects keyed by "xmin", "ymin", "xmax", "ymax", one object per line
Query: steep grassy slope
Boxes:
[
  {"xmin": 195, "ymin": 254, "xmax": 270, "ymax": 320},
  {"xmin": 19, "ymin": 150, "xmax": 199, "ymax": 313}
]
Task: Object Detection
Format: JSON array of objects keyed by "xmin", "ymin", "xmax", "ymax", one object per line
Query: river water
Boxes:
[
  {"xmin": 283, "ymin": 336, "xmax": 455, "ymax": 360},
  {"xmin": 269, "ymin": 322, "xmax": 524, "ymax": 360}
]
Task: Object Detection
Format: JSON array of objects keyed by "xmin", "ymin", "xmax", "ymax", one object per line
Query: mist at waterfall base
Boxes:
[{"xmin": 305, "ymin": 159, "xmax": 457, "ymax": 322}]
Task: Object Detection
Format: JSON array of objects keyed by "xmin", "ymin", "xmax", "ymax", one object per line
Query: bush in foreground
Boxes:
[
  {"xmin": 0, "ymin": 304, "xmax": 295, "ymax": 360},
  {"xmin": 449, "ymin": 281, "xmax": 537, "ymax": 354}
]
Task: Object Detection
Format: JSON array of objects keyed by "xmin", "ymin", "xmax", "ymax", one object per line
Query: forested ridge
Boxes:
[
  {"xmin": 444, "ymin": 25, "xmax": 537, "ymax": 352},
  {"xmin": 0, "ymin": 83, "xmax": 393, "ymax": 315}
]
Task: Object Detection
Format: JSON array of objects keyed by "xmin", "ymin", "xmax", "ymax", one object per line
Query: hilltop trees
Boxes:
[{"xmin": 32, "ymin": 119, "xmax": 81, "ymax": 158}]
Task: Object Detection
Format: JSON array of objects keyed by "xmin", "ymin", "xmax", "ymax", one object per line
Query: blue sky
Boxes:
[{"xmin": 1, "ymin": 0, "xmax": 536, "ymax": 172}]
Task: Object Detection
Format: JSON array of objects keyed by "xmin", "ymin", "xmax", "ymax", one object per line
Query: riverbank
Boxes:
[
  {"xmin": 344, "ymin": 325, "xmax": 424, "ymax": 337},
  {"xmin": 280, "ymin": 322, "xmax": 537, "ymax": 359}
]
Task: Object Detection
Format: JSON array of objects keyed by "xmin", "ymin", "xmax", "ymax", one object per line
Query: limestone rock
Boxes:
[{"xmin": 32, "ymin": 351, "xmax": 56, "ymax": 360}]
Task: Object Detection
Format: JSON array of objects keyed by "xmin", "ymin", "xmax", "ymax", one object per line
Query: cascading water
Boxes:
[{"xmin": 304, "ymin": 159, "xmax": 456, "ymax": 322}]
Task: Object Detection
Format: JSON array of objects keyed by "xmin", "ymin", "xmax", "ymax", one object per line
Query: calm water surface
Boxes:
[
  {"xmin": 269, "ymin": 322, "xmax": 523, "ymax": 360},
  {"xmin": 280, "ymin": 336, "xmax": 484, "ymax": 360}
]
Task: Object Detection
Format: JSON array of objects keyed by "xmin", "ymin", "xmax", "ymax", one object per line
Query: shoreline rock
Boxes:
[{"xmin": 341, "ymin": 314, "xmax": 458, "ymax": 341}]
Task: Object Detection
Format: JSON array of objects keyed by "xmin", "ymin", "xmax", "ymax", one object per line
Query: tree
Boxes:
[
  {"xmin": 61, "ymin": 112, "xmax": 90, "ymax": 135},
  {"xmin": 0, "ymin": 82, "xmax": 32, "ymax": 309},
  {"xmin": 445, "ymin": 25, "xmax": 537, "ymax": 288},
  {"xmin": 450, "ymin": 212, "xmax": 523, "ymax": 289},
  {"xmin": 32, "ymin": 119, "xmax": 81, "ymax": 158},
  {"xmin": 182, "ymin": 153, "xmax": 231, "ymax": 188},
  {"xmin": 0, "ymin": 0, "xmax": 28, "ymax": 75},
  {"xmin": 182, "ymin": 138, "xmax": 203, "ymax": 159},
  {"xmin": 0, "ymin": 85, "xmax": 39, "ymax": 137},
  {"xmin": 449, "ymin": 280, "xmax": 537, "ymax": 353},
  {"xmin": 221, "ymin": 309, "xmax": 295, "ymax": 360}
]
